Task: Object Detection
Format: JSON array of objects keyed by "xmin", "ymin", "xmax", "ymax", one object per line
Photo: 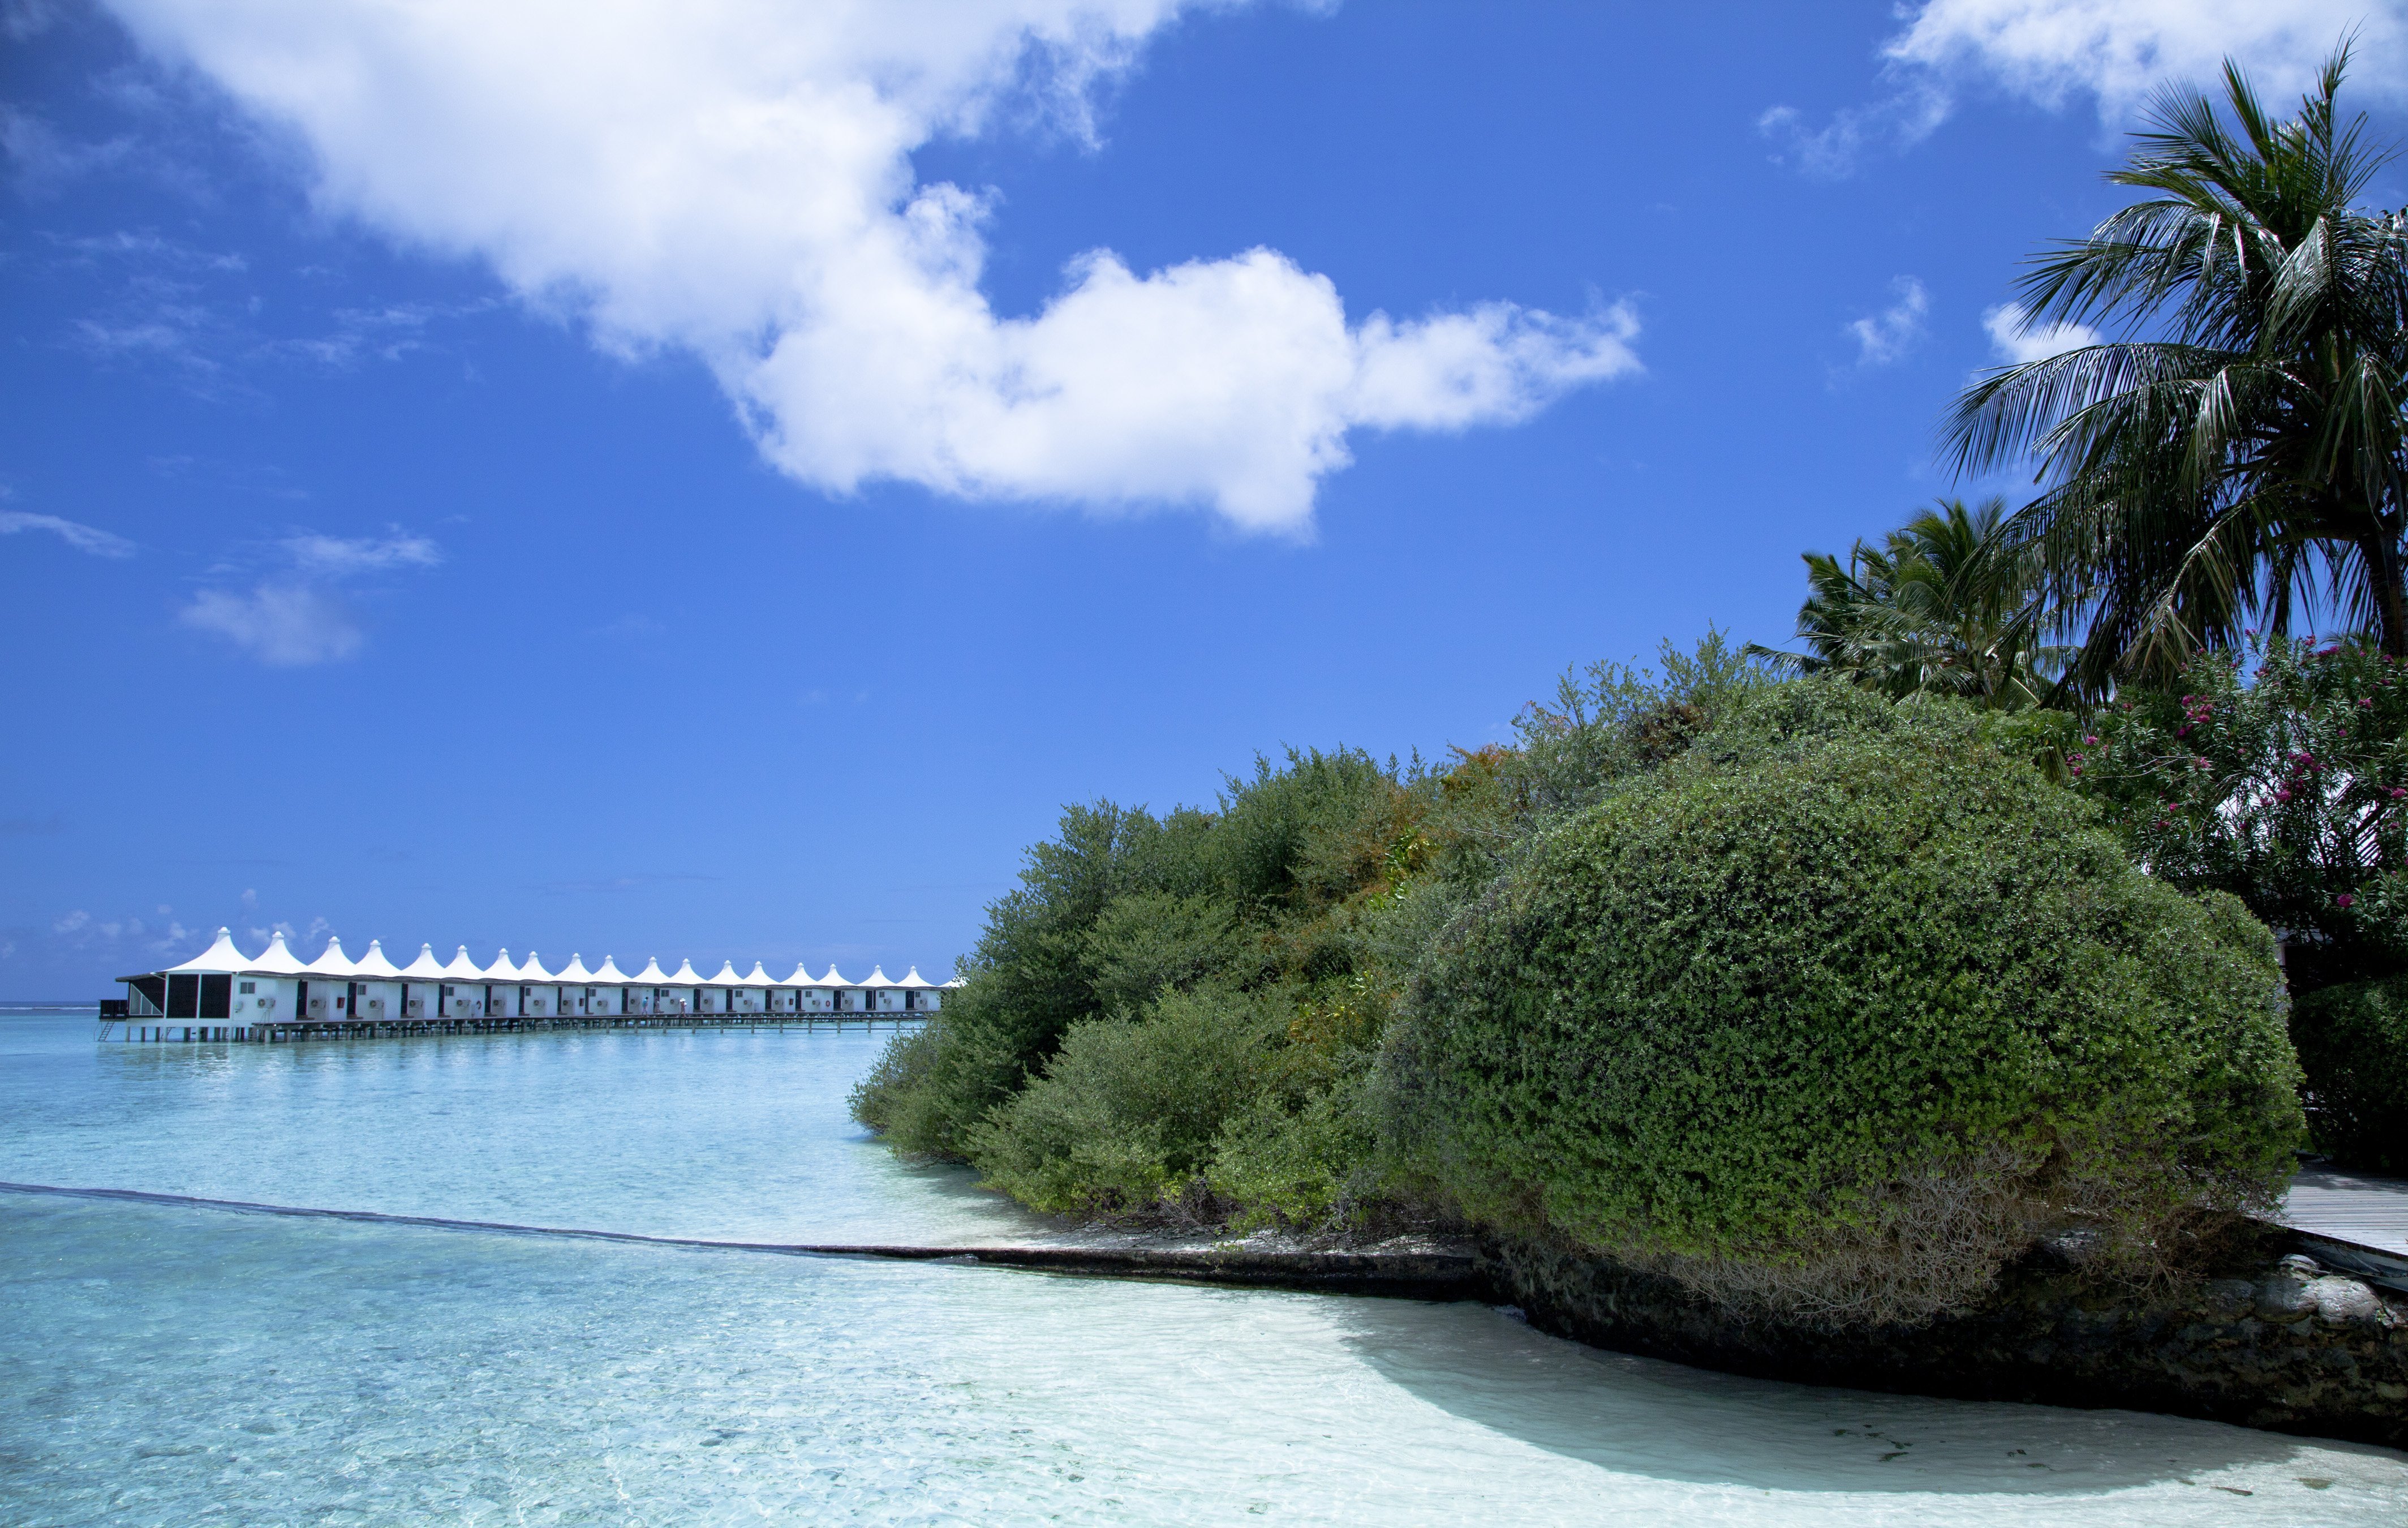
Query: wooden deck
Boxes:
[{"xmin": 2281, "ymin": 1165, "xmax": 2408, "ymax": 1257}]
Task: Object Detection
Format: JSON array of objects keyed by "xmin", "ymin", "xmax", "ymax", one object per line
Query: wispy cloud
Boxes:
[
  {"xmin": 179, "ymin": 584, "xmax": 363, "ymax": 666},
  {"xmin": 1981, "ymin": 301, "xmax": 2099, "ymax": 364},
  {"xmin": 1758, "ymin": 87, "xmax": 1951, "ymax": 178},
  {"xmin": 1848, "ymin": 278, "xmax": 1929, "ymax": 367},
  {"xmin": 282, "ymin": 532, "xmax": 442, "ymax": 577},
  {"xmin": 0, "ymin": 509, "xmax": 136, "ymax": 557},
  {"xmin": 1, "ymin": 106, "xmax": 136, "ymax": 191},
  {"xmin": 180, "ymin": 526, "xmax": 442, "ymax": 666}
]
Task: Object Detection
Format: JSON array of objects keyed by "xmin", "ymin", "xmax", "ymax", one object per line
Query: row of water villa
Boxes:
[{"xmin": 104, "ymin": 926, "xmax": 956, "ymax": 1042}]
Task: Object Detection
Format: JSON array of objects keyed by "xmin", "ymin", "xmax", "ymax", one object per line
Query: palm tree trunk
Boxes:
[{"xmin": 2369, "ymin": 531, "xmax": 2408, "ymax": 659}]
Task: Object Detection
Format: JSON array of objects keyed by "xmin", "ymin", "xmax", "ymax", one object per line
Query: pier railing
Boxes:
[{"xmin": 100, "ymin": 1012, "xmax": 927, "ymax": 1044}]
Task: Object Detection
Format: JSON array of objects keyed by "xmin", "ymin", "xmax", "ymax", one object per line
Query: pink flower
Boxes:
[
  {"xmin": 2336, "ymin": 894, "xmax": 2357, "ymax": 909},
  {"xmin": 2276, "ymin": 788, "xmax": 2294, "ymax": 802}
]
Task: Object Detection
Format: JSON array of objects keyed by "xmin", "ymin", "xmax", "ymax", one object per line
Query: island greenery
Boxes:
[{"xmin": 855, "ymin": 48, "xmax": 2408, "ymax": 1323}]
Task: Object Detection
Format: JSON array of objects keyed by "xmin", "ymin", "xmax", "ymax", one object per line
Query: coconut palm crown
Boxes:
[
  {"xmin": 1947, "ymin": 46, "xmax": 2408, "ymax": 698},
  {"xmin": 1747, "ymin": 497, "xmax": 2070, "ymax": 709}
]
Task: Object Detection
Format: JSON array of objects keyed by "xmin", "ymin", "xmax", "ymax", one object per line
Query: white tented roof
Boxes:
[
  {"xmin": 896, "ymin": 966, "xmax": 937, "ymax": 989},
  {"xmin": 709, "ymin": 960, "xmax": 745, "ymax": 986},
  {"xmin": 593, "ymin": 956, "xmax": 631, "ymax": 982},
  {"xmin": 631, "ymin": 957, "xmax": 670, "ymax": 984},
  {"xmin": 483, "ymin": 948, "xmax": 524, "ymax": 982},
  {"xmin": 398, "ymin": 943, "xmax": 448, "ymax": 980},
  {"xmin": 350, "ymin": 940, "xmax": 404, "ymax": 980},
  {"xmin": 246, "ymin": 930, "xmax": 309, "ymax": 977},
  {"xmin": 780, "ymin": 960, "xmax": 816, "ymax": 986},
  {"xmin": 860, "ymin": 966, "xmax": 898, "ymax": 989},
  {"xmin": 303, "ymin": 937, "xmax": 358, "ymax": 978},
  {"xmin": 167, "ymin": 928, "xmax": 251, "ymax": 975},
  {"xmin": 556, "ymin": 954, "xmax": 596, "ymax": 984},
  {"xmin": 518, "ymin": 952, "xmax": 557, "ymax": 983},
  {"xmin": 439, "ymin": 946, "xmax": 485, "ymax": 982},
  {"xmin": 742, "ymin": 961, "xmax": 777, "ymax": 987},
  {"xmin": 668, "ymin": 958, "xmax": 703, "ymax": 985},
  {"xmin": 941, "ymin": 977, "xmax": 966, "ymax": 989},
  {"xmin": 816, "ymin": 964, "xmax": 850, "ymax": 988}
]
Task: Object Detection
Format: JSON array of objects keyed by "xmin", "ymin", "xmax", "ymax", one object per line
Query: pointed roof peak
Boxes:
[{"xmin": 168, "ymin": 927, "xmax": 250, "ymax": 975}]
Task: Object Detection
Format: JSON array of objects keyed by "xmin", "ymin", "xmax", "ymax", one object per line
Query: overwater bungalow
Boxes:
[
  {"xmin": 518, "ymin": 952, "xmax": 560, "ymax": 1016},
  {"xmin": 860, "ymin": 966, "xmax": 902, "ymax": 1013},
  {"xmin": 109, "ymin": 929, "xmax": 944, "ymax": 1040},
  {"xmin": 351, "ymin": 938, "xmax": 405, "ymax": 1022},
  {"xmin": 302, "ymin": 937, "xmax": 359, "ymax": 1021}
]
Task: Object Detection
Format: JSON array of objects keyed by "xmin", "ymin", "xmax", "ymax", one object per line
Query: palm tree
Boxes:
[
  {"xmin": 1748, "ymin": 497, "xmax": 2069, "ymax": 709},
  {"xmin": 1947, "ymin": 46, "xmax": 2408, "ymax": 698}
]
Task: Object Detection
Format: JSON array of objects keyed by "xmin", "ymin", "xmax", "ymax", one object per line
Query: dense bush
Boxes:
[
  {"xmin": 854, "ymin": 745, "xmax": 1430, "ymax": 1210},
  {"xmin": 1391, "ymin": 684, "xmax": 2304, "ymax": 1324},
  {"xmin": 968, "ymin": 986, "xmax": 1285, "ymax": 1214},
  {"xmin": 2291, "ymin": 976, "xmax": 2408, "ymax": 1174}
]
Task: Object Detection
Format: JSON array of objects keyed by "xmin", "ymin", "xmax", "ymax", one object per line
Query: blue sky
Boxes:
[{"xmin": 6, "ymin": 0, "xmax": 2406, "ymax": 997}]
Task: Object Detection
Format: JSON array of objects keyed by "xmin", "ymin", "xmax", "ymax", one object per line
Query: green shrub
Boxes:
[
  {"xmin": 967, "ymin": 986, "xmax": 1284, "ymax": 1215},
  {"xmin": 1392, "ymin": 685, "xmax": 2304, "ymax": 1324},
  {"xmin": 1207, "ymin": 1070, "xmax": 1381, "ymax": 1229},
  {"xmin": 2291, "ymin": 976, "xmax": 2408, "ymax": 1173}
]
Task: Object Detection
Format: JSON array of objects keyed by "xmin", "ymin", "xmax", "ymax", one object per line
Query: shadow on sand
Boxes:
[{"xmin": 1331, "ymin": 1295, "xmax": 2401, "ymax": 1497}]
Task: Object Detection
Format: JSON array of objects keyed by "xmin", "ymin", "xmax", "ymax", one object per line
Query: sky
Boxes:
[{"xmin": 6, "ymin": 0, "xmax": 2407, "ymax": 998}]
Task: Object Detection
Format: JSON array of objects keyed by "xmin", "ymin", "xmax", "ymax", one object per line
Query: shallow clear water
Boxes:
[{"xmin": 3, "ymin": 1012, "xmax": 2402, "ymax": 1525}]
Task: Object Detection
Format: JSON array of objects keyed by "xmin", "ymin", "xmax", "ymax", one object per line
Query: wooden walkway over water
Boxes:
[
  {"xmin": 2282, "ymin": 1165, "xmax": 2408, "ymax": 1258},
  {"xmin": 100, "ymin": 1013, "xmax": 923, "ymax": 1044}
]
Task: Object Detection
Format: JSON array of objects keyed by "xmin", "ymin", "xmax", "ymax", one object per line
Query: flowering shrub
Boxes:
[{"xmin": 2072, "ymin": 637, "xmax": 2408, "ymax": 987}]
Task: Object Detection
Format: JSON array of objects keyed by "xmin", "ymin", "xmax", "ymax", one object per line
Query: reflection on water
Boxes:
[{"xmin": 1, "ymin": 1012, "xmax": 2401, "ymax": 1525}]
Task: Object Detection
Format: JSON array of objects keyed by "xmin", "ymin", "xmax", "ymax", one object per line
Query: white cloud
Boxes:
[
  {"xmin": 282, "ymin": 531, "xmax": 441, "ymax": 576},
  {"xmin": 180, "ymin": 525, "xmax": 440, "ymax": 664},
  {"xmin": 0, "ymin": 509, "xmax": 137, "ymax": 557},
  {"xmin": 1981, "ymin": 301, "xmax": 2099, "ymax": 363},
  {"xmin": 1764, "ymin": 1, "xmax": 2407, "ymax": 175},
  {"xmin": 98, "ymin": 0, "xmax": 1637, "ymax": 535},
  {"xmin": 1888, "ymin": 0, "xmax": 2407, "ymax": 120},
  {"xmin": 180, "ymin": 583, "xmax": 363, "ymax": 665},
  {"xmin": 1758, "ymin": 87, "xmax": 1951, "ymax": 177},
  {"xmin": 1848, "ymin": 278, "xmax": 1929, "ymax": 367}
]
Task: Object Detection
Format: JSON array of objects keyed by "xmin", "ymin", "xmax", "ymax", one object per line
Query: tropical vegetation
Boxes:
[
  {"xmin": 853, "ymin": 42, "xmax": 2407, "ymax": 1318},
  {"xmin": 1947, "ymin": 48, "xmax": 2408, "ymax": 696}
]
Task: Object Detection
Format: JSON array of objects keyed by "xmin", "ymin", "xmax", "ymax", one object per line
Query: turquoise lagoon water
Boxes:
[{"xmin": 2, "ymin": 1011, "xmax": 2402, "ymax": 1525}]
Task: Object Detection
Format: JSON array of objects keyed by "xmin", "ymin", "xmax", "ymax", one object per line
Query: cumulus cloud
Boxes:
[
  {"xmin": 1848, "ymin": 278, "xmax": 1929, "ymax": 367},
  {"xmin": 0, "ymin": 509, "xmax": 137, "ymax": 556},
  {"xmin": 1765, "ymin": 0, "xmax": 2408, "ymax": 174},
  {"xmin": 1889, "ymin": 0, "xmax": 2406, "ymax": 119},
  {"xmin": 98, "ymin": 0, "xmax": 1638, "ymax": 535},
  {"xmin": 1982, "ymin": 301, "xmax": 2099, "ymax": 363},
  {"xmin": 180, "ymin": 526, "xmax": 440, "ymax": 665}
]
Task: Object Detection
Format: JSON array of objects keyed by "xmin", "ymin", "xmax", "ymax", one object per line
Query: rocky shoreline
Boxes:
[{"xmin": 832, "ymin": 1220, "xmax": 2408, "ymax": 1452}]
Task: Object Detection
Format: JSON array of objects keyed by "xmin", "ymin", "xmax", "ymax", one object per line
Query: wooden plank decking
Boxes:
[{"xmin": 2281, "ymin": 1165, "xmax": 2408, "ymax": 1257}]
